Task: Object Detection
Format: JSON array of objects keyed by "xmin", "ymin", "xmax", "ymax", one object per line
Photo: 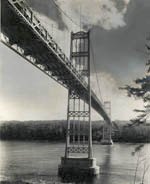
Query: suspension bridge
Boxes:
[{"xmin": 1, "ymin": 0, "xmax": 113, "ymax": 176}]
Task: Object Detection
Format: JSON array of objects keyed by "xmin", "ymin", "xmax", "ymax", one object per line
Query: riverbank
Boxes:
[
  {"xmin": 0, "ymin": 180, "xmax": 68, "ymax": 184},
  {"xmin": 0, "ymin": 120, "xmax": 150, "ymax": 143},
  {"xmin": 1, "ymin": 180, "xmax": 30, "ymax": 184},
  {"xmin": 0, "ymin": 180, "xmax": 66, "ymax": 184}
]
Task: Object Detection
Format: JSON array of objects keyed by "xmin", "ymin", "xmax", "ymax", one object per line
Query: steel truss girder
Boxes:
[
  {"xmin": 69, "ymin": 111, "xmax": 89, "ymax": 117},
  {"xmin": 67, "ymin": 146, "xmax": 88, "ymax": 154},
  {"xmin": 1, "ymin": 36, "xmax": 68, "ymax": 89},
  {"xmin": 71, "ymin": 52, "xmax": 88, "ymax": 57},
  {"xmin": 1, "ymin": 0, "xmax": 112, "ymax": 125},
  {"xmin": 2, "ymin": 0, "xmax": 87, "ymax": 87},
  {"xmin": 72, "ymin": 32, "xmax": 89, "ymax": 39},
  {"xmin": 66, "ymin": 89, "xmax": 90, "ymax": 155}
]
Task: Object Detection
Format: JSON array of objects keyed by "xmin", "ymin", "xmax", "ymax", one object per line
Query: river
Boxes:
[{"xmin": 0, "ymin": 141, "xmax": 149, "ymax": 184}]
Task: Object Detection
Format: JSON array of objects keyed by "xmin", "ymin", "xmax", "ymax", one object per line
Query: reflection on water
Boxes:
[
  {"xmin": 0, "ymin": 141, "xmax": 150, "ymax": 184},
  {"xmin": 99, "ymin": 146, "xmax": 112, "ymax": 184}
]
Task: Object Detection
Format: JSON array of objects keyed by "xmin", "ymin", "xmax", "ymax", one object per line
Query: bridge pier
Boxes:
[
  {"xmin": 101, "ymin": 102, "xmax": 113, "ymax": 145},
  {"xmin": 100, "ymin": 124, "xmax": 113, "ymax": 145},
  {"xmin": 58, "ymin": 157, "xmax": 99, "ymax": 177}
]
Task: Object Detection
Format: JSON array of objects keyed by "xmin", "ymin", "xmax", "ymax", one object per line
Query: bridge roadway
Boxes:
[{"xmin": 1, "ymin": 0, "xmax": 111, "ymax": 124}]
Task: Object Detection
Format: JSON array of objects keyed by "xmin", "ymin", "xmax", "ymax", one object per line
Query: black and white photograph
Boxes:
[{"xmin": 0, "ymin": 0, "xmax": 150, "ymax": 183}]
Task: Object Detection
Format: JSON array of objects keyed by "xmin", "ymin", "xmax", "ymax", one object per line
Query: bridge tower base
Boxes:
[
  {"xmin": 100, "ymin": 125, "xmax": 113, "ymax": 145},
  {"xmin": 101, "ymin": 101, "xmax": 113, "ymax": 145},
  {"xmin": 58, "ymin": 157, "xmax": 99, "ymax": 177},
  {"xmin": 100, "ymin": 138, "xmax": 113, "ymax": 145},
  {"xmin": 100, "ymin": 124, "xmax": 113, "ymax": 145}
]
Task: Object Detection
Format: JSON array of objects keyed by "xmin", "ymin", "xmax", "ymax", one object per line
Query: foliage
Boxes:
[
  {"xmin": 0, "ymin": 120, "xmax": 67, "ymax": 141},
  {"xmin": 120, "ymin": 42, "xmax": 150, "ymax": 125},
  {"xmin": 0, "ymin": 120, "xmax": 150, "ymax": 143},
  {"xmin": 132, "ymin": 144, "xmax": 150, "ymax": 184}
]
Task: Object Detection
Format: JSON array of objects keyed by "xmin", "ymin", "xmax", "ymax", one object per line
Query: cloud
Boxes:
[
  {"xmin": 26, "ymin": 0, "xmax": 150, "ymax": 86},
  {"xmin": 28, "ymin": 0, "xmax": 150, "ymax": 85},
  {"xmin": 25, "ymin": 0, "xmax": 131, "ymax": 57},
  {"xmin": 26, "ymin": 0, "xmax": 67, "ymax": 30},
  {"xmin": 27, "ymin": 0, "xmax": 130, "ymax": 31},
  {"xmin": 91, "ymin": 72, "xmax": 143, "ymax": 120},
  {"xmin": 90, "ymin": 0, "xmax": 150, "ymax": 86},
  {"xmin": 91, "ymin": 72, "xmax": 118, "ymax": 98},
  {"xmin": 57, "ymin": 0, "xmax": 130, "ymax": 30}
]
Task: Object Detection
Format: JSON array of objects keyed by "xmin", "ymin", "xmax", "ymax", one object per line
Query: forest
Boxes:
[{"xmin": 0, "ymin": 120, "xmax": 150, "ymax": 143}]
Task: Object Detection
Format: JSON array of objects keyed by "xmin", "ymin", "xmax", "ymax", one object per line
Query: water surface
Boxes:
[{"xmin": 0, "ymin": 141, "xmax": 149, "ymax": 184}]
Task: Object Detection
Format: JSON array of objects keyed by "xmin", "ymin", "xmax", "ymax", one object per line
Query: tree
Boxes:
[{"xmin": 120, "ymin": 41, "xmax": 150, "ymax": 125}]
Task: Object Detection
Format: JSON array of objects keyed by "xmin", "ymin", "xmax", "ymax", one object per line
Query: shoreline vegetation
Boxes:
[{"xmin": 0, "ymin": 120, "xmax": 150, "ymax": 143}]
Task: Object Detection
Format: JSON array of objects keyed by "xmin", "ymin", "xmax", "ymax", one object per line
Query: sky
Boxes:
[{"xmin": 1, "ymin": 0, "xmax": 150, "ymax": 121}]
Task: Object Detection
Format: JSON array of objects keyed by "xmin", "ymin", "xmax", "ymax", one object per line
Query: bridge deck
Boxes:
[{"xmin": 1, "ymin": 0, "xmax": 111, "ymax": 124}]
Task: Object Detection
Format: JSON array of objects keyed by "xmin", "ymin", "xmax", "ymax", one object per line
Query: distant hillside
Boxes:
[{"xmin": 0, "ymin": 120, "xmax": 150, "ymax": 143}]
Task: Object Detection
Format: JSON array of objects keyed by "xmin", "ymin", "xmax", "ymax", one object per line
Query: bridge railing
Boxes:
[{"xmin": 8, "ymin": 0, "xmax": 88, "ymax": 89}]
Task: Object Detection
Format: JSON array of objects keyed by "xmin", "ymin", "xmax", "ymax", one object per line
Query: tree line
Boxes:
[{"xmin": 0, "ymin": 120, "xmax": 150, "ymax": 143}]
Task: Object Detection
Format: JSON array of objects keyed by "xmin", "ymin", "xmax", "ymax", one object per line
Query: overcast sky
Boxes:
[{"xmin": 1, "ymin": 0, "xmax": 150, "ymax": 121}]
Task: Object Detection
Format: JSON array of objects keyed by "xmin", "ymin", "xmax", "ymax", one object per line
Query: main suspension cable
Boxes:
[
  {"xmin": 50, "ymin": 0, "xmax": 81, "ymax": 30},
  {"xmin": 91, "ymin": 41, "xmax": 103, "ymax": 103}
]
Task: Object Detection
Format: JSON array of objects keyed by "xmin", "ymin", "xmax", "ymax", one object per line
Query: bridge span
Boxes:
[
  {"xmin": 1, "ymin": 0, "xmax": 113, "ymax": 176},
  {"xmin": 1, "ymin": 0, "xmax": 111, "ymax": 124}
]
